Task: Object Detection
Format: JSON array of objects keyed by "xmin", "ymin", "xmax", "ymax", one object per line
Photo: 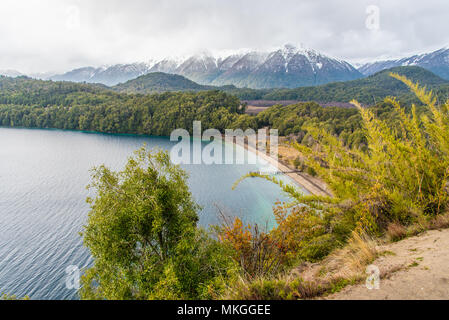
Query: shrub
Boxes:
[
  {"xmin": 80, "ymin": 148, "xmax": 235, "ymax": 300},
  {"xmin": 293, "ymin": 157, "xmax": 302, "ymax": 169},
  {"xmin": 218, "ymin": 217, "xmax": 284, "ymax": 279},
  {"xmin": 386, "ymin": 222, "xmax": 407, "ymax": 242},
  {"xmin": 233, "ymin": 74, "xmax": 449, "ymax": 272}
]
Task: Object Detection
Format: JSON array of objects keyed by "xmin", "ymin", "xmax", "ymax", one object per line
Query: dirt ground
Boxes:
[{"xmin": 327, "ymin": 229, "xmax": 449, "ymax": 300}]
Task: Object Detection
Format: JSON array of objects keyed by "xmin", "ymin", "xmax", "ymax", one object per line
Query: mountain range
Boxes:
[
  {"xmin": 2, "ymin": 65, "xmax": 448, "ymax": 107},
  {"xmin": 110, "ymin": 65, "xmax": 449, "ymax": 106},
  {"xmin": 47, "ymin": 44, "xmax": 363, "ymax": 88},
  {"xmin": 3, "ymin": 44, "xmax": 449, "ymax": 91},
  {"xmin": 359, "ymin": 47, "xmax": 449, "ymax": 80}
]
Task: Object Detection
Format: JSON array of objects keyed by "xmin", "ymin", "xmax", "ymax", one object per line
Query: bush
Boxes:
[
  {"xmin": 80, "ymin": 148, "xmax": 235, "ymax": 300},
  {"xmin": 233, "ymin": 74, "xmax": 449, "ymax": 277},
  {"xmin": 218, "ymin": 218, "xmax": 284, "ymax": 280},
  {"xmin": 386, "ymin": 222, "xmax": 407, "ymax": 242}
]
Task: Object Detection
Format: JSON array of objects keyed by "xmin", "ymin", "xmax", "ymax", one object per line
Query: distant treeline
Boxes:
[
  {"xmin": 0, "ymin": 76, "xmax": 253, "ymax": 136},
  {"xmin": 42, "ymin": 65, "xmax": 449, "ymax": 107},
  {"xmin": 0, "ymin": 75, "xmax": 424, "ymax": 149},
  {"xmin": 227, "ymin": 67, "xmax": 449, "ymax": 105}
]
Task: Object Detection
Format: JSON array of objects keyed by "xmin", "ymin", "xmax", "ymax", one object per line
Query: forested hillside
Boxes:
[
  {"xmin": 0, "ymin": 71, "xmax": 437, "ymax": 147},
  {"xmin": 229, "ymin": 66, "xmax": 449, "ymax": 105},
  {"xmin": 0, "ymin": 76, "xmax": 248, "ymax": 136},
  {"xmin": 255, "ymin": 100, "xmax": 418, "ymax": 150},
  {"xmin": 113, "ymin": 72, "xmax": 236, "ymax": 93},
  {"xmin": 109, "ymin": 67, "xmax": 449, "ymax": 105}
]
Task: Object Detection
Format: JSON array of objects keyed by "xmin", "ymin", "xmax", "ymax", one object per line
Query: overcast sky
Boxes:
[{"xmin": 0, "ymin": 0, "xmax": 448, "ymax": 74}]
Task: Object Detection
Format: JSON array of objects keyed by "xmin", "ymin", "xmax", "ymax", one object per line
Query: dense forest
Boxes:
[
  {"xmin": 228, "ymin": 66, "xmax": 449, "ymax": 105},
  {"xmin": 113, "ymin": 72, "xmax": 237, "ymax": 94},
  {"xmin": 256, "ymin": 100, "xmax": 423, "ymax": 150},
  {"xmin": 0, "ymin": 76, "xmax": 251, "ymax": 136},
  {"xmin": 0, "ymin": 73, "xmax": 425, "ymax": 150}
]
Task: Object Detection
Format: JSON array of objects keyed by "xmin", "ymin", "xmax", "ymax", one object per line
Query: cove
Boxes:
[{"xmin": 0, "ymin": 127, "xmax": 302, "ymax": 299}]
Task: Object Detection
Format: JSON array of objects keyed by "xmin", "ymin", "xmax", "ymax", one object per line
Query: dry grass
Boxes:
[
  {"xmin": 400, "ymin": 212, "xmax": 449, "ymax": 238},
  {"xmin": 223, "ymin": 230, "xmax": 379, "ymax": 300},
  {"xmin": 387, "ymin": 222, "xmax": 407, "ymax": 242},
  {"xmin": 429, "ymin": 212, "xmax": 449, "ymax": 230},
  {"xmin": 224, "ymin": 214, "xmax": 449, "ymax": 300},
  {"xmin": 222, "ymin": 273, "xmax": 329, "ymax": 300},
  {"xmin": 278, "ymin": 144, "xmax": 302, "ymax": 162},
  {"xmin": 315, "ymin": 230, "xmax": 378, "ymax": 285}
]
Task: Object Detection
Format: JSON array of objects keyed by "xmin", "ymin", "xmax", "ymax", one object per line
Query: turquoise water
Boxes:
[{"xmin": 0, "ymin": 127, "xmax": 301, "ymax": 299}]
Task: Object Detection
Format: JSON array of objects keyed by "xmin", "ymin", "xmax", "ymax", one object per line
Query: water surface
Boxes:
[{"xmin": 0, "ymin": 127, "xmax": 300, "ymax": 299}]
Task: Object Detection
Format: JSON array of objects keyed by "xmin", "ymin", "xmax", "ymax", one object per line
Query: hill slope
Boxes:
[
  {"xmin": 230, "ymin": 66, "xmax": 449, "ymax": 105},
  {"xmin": 112, "ymin": 72, "xmax": 235, "ymax": 93},
  {"xmin": 0, "ymin": 75, "xmax": 112, "ymax": 106}
]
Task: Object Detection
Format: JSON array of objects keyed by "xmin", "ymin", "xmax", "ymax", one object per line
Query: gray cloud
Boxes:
[{"xmin": 0, "ymin": 0, "xmax": 447, "ymax": 73}]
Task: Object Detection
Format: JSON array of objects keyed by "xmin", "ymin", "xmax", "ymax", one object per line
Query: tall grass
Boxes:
[{"xmin": 222, "ymin": 74, "xmax": 449, "ymax": 299}]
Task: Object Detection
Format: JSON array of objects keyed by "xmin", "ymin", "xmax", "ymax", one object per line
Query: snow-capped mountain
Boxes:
[
  {"xmin": 359, "ymin": 47, "xmax": 449, "ymax": 80},
  {"xmin": 173, "ymin": 52, "xmax": 221, "ymax": 84},
  {"xmin": 49, "ymin": 44, "xmax": 363, "ymax": 88},
  {"xmin": 0, "ymin": 69, "xmax": 24, "ymax": 77},
  {"xmin": 51, "ymin": 67, "xmax": 99, "ymax": 83},
  {"xmin": 51, "ymin": 63, "xmax": 152, "ymax": 86},
  {"xmin": 216, "ymin": 44, "xmax": 361, "ymax": 88},
  {"xmin": 148, "ymin": 58, "xmax": 180, "ymax": 74},
  {"xmin": 210, "ymin": 51, "xmax": 267, "ymax": 87}
]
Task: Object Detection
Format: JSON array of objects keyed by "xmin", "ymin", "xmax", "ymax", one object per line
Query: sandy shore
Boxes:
[{"xmin": 227, "ymin": 136, "xmax": 332, "ymax": 197}]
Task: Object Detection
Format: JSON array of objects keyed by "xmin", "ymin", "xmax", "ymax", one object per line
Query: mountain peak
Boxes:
[
  {"xmin": 0, "ymin": 69, "xmax": 23, "ymax": 77},
  {"xmin": 49, "ymin": 45, "xmax": 361, "ymax": 88},
  {"xmin": 359, "ymin": 46, "xmax": 449, "ymax": 80},
  {"xmin": 192, "ymin": 50, "xmax": 215, "ymax": 59},
  {"xmin": 283, "ymin": 43, "xmax": 297, "ymax": 51}
]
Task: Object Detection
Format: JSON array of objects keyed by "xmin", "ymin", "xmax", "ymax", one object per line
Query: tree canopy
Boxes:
[{"xmin": 80, "ymin": 148, "xmax": 236, "ymax": 300}]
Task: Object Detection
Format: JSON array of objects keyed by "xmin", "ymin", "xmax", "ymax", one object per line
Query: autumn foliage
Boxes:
[
  {"xmin": 227, "ymin": 74, "xmax": 449, "ymax": 283},
  {"xmin": 219, "ymin": 217, "xmax": 284, "ymax": 279}
]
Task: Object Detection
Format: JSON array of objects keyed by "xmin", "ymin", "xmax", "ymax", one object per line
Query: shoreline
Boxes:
[
  {"xmin": 1, "ymin": 126, "xmax": 331, "ymax": 196},
  {"xmin": 228, "ymin": 136, "xmax": 332, "ymax": 197}
]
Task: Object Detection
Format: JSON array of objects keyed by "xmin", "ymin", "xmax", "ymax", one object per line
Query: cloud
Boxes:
[{"xmin": 0, "ymin": 0, "xmax": 447, "ymax": 73}]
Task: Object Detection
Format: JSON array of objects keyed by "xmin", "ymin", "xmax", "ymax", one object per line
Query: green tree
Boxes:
[{"xmin": 80, "ymin": 147, "xmax": 234, "ymax": 299}]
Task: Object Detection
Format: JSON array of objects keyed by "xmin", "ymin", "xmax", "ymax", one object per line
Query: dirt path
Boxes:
[{"xmin": 327, "ymin": 229, "xmax": 449, "ymax": 300}]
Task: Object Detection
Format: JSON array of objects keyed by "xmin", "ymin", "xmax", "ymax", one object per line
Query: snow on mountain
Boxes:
[
  {"xmin": 51, "ymin": 67, "xmax": 98, "ymax": 83},
  {"xmin": 217, "ymin": 54, "xmax": 245, "ymax": 71},
  {"xmin": 48, "ymin": 44, "xmax": 362, "ymax": 88},
  {"xmin": 358, "ymin": 47, "xmax": 449, "ymax": 80},
  {"xmin": 210, "ymin": 51, "xmax": 269, "ymax": 87},
  {"xmin": 149, "ymin": 59, "xmax": 181, "ymax": 74},
  {"xmin": 173, "ymin": 52, "xmax": 221, "ymax": 84},
  {"xmin": 50, "ymin": 63, "xmax": 152, "ymax": 86},
  {"xmin": 219, "ymin": 44, "xmax": 362, "ymax": 88},
  {"xmin": 0, "ymin": 69, "xmax": 23, "ymax": 78}
]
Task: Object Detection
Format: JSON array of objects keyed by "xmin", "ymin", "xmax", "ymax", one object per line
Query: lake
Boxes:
[{"xmin": 0, "ymin": 127, "xmax": 302, "ymax": 299}]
